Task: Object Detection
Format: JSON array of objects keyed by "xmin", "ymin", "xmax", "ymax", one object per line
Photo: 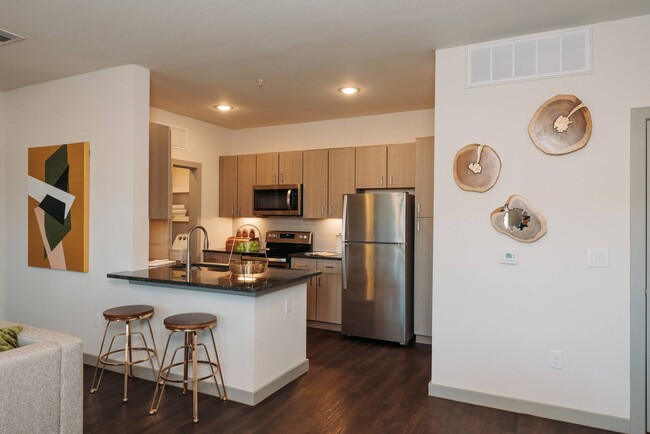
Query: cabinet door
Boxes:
[
  {"xmin": 256, "ymin": 153, "xmax": 279, "ymax": 184},
  {"xmin": 237, "ymin": 155, "xmax": 257, "ymax": 217},
  {"xmin": 415, "ymin": 137, "xmax": 434, "ymax": 217},
  {"xmin": 149, "ymin": 123, "xmax": 171, "ymax": 219},
  {"xmin": 278, "ymin": 151, "xmax": 303, "ymax": 184},
  {"xmin": 355, "ymin": 145, "xmax": 387, "ymax": 189},
  {"xmin": 328, "ymin": 147, "xmax": 355, "ymax": 218},
  {"xmin": 387, "ymin": 143, "xmax": 416, "ymax": 188},
  {"xmin": 316, "ymin": 273, "xmax": 342, "ymax": 324},
  {"xmin": 414, "ymin": 217, "xmax": 433, "ymax": 337},
  {"xmin": 303, "ymin": 149, "xmax": 328, "ymax": 218},
  {"xmin": 219, "ymin": 155, "xmax": 238, "ymax": 218}
]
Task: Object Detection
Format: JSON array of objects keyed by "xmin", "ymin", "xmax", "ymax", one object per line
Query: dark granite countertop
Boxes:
[
  {"xmin": 107, "ymin": 265, "xmax": 320, "ymax": 297},
  {"xmin": 290, "ymin": 252, "xmax": 342, "ymax": 260}
]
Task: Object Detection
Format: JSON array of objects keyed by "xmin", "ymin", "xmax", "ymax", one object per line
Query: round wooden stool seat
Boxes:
[
  {"xmin": 103, "ymin": 304, "xmax": 154, "ymax": 321},
  {"xmin": 163, "ymin": 313, "xmax": 216, "ymax": 331}
]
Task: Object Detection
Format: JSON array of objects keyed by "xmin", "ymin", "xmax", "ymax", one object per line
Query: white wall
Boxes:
[
  {"xmin": 149, "ymin": 108, "xmax": 233, "ymax": 249},
  {"xmin": 2, "ymin": 65, "xmax": 151, "ymax": 353},
  {"xmin": 232, "ymin": 109, "xmax": 434, "ymax": 154},
  {"xmin": 433, "ymin": 15, "xmax": 650, "ymax": 419},
  {"xmin": 231, "ymin": 109, "xmax": 434, "ymax": 248}
]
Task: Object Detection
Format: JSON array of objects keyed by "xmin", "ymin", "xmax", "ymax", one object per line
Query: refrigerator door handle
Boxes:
[{"xmin": 342, "ymin": 243, "xmax": 348, "ymax": 289}]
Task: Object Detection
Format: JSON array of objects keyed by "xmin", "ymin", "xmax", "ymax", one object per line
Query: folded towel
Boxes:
[{"xmin": 172, "ymin": 204, "xmax": 186, "ymax": 209}]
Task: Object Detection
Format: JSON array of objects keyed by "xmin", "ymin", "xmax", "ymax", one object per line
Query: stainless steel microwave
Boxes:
[{"xmin": 253, "ymin": 184, "xmax": 302, "ymax": 216}]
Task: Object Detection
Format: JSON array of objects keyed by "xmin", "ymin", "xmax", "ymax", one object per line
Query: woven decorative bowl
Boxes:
[{"xmin": 228, "ymin": 260, "xmax": 267, "ymax": 275}]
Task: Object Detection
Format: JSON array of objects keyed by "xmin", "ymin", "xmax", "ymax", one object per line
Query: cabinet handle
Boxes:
[
  {"xmin": 329, "ymin": 206, "xmax": 333, "ymax": 217},
  {"xmin": 322, "ymin": 206, "xmax": 325, "ymax": 218},
  {"xmin": 273, "ymin": 174, "xmax": 277, "ymax": 184},
  {"xmin": 318, "ymin": 277, "xmax": 322, "ymax": 286},
  {"xmin": 380, "ymin": 175, "xmax": 384, "ymax": 186},
  {"xmin": 238, "ymin": 206, "xmax": 242, "ymax": 216},
  {"xmin": 389, "ymin": 174, "xmax": 393, "ymax": 186},
  {"xmin": 417, "ymin": 203, "xmax": 421, "ymax": 215},
  {"xmin": 417, "ymin": 221, "xmax": 420, "ymax": 232},
  {"xmin": 231, "ymin": 206, "xmax": 235, "ymax": 217},
  {"xmin": 280, "ymin": 173, "xmax": 284, "ymax": 183}
]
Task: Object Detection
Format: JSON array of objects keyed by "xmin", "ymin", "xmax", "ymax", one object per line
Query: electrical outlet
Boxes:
[
  {"xmin": 93, "ymin": 312, "xmax": 101, "ymax": 328},
  {"xmin": 549, "ymin": 350, "xmax": 563, "ymax": 369},
  {"xmin": 284, "ymin": 298, "xmax": 292, "ymax": 314}
]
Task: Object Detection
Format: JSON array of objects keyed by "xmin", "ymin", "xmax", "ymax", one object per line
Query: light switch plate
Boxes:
[
  {"xmin": 587, "ymin": 249, "xmax": 609, "ymax": 268},
  {"xmin": 501, "ymin": 251, "xmax": 519, "ymax": 265}
]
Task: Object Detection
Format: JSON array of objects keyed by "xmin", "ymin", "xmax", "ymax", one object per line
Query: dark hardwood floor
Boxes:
[{"xmin": 84, "ymin": 328, "xmax": 614, "ymax": 433}]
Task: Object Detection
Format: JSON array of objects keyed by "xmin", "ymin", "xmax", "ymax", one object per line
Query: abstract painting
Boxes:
[{"xmin": 28, "ymin": 142, "xmax": 89, "ymax": 272}]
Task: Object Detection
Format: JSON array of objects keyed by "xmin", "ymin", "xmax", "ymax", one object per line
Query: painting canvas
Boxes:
[{"xmin": 28, "ymin": 142, "xmax": 89, "ymax": 272}]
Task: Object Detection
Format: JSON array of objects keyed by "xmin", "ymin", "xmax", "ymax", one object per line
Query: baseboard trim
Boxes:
[
  {"xmin": 428, "ymin": 383, "xmax": 629, "ymax": 433},
  {"xmin": 307, "ymin": 321, "xmax": 341, "ymax": 332},
  {"xmin": 84, "ymin": 353, "xmax": 309, "ymax": 406},
  {"xmin": 415, "ymin": 335, "xmax": 432, "ymax": 345}
]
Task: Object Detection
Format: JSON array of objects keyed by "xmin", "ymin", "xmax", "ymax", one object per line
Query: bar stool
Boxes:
[
  {"xmin": 149, "ymin": 312, "xmax": 227, "ymax": 423},
  {"xmin": 90, "ymin": 305, "xmax": 159, "ymax": 402}
]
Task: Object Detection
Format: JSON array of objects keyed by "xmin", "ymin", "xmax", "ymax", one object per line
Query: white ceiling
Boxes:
[{"xmin": 1, "ymin": 1, "xmax": 649, "ymax": 129}]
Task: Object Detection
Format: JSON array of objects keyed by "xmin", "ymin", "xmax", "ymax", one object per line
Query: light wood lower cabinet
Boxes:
[
  {"xmin": 414, "ymin": 217, "xmax": 433, "ymax": 337},
  {"xmin": 291, "ymin": 258, "xmax": 341, "ymax": 326}
]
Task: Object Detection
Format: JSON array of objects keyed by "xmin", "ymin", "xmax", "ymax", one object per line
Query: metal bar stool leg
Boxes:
[
  {"xmin": 123, "ymin": 320, "xmax": 131, "ymax": 402},
  {"xmin": 192, "ymin": 331, "xmax": 199, "ymax": 423},
  {"xmin": 208, "ymin": 328, "xmax": 228, "ymax": 400},
  {"xmin": 149, "ymin": 332, "xmax": 174, "ymax": 415},
  {"xmin": 145, "ymin": 318, "xmax": 160, "ymax": 376},
  {"xmin": 90, "ymin": 319, "xmax": 112, "ymax": 393}
]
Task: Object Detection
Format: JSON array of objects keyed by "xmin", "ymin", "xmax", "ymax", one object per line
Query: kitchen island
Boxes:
[{"xmin": 107, "ymin": 266, "xmax": 320, "ymax": 405}]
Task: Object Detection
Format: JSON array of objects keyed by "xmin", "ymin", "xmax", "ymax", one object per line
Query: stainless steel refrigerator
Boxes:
[{"xmin": 342, "ymin": 193, "xmax": 414, "ymax": 345}]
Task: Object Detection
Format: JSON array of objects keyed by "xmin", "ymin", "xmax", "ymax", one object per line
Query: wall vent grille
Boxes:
[
  {"xmin": 0, "ymin": 28, "xmax": 25, "ymax": 47},
  {"xmin": 467, "ymin": 27, "xmax": 591, "ymax": 87}
]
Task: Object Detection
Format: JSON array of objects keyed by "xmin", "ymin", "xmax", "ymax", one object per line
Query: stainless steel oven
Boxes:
[
  {"xmin": 241, "ymin": 230, "xmax": 312, "ymax": 268},
  {"xmin": 253, "ymin": 184, "xmax": 302, "ymax": 216}
]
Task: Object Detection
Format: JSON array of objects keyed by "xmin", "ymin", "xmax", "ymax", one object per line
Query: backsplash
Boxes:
[{"xmin": 232, "ymin": 218, "xmax": 343, "ymax": 253}]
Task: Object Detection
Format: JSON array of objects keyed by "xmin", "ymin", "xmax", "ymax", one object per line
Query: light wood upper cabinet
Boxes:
[
  {"xmin": 303, "ymin": 149, "xmax": 329, "ymax": 218},
  {"xmin": 219, "ymin": 155, "xmax": 238, "ymax": 218},
  {"xmin": 387, "ymin": 143, "xmax": 415, "ymax": 188},
  {"xmin": 237, "ymin": 154, "xmax": 256, "ymax": 217},
  {"xmin": 256, "ymin": 152, "xmax": 278, "ymax": 184},
  {"xmin": 328, "ymin": 147, "xmax": 355, "ymax": 218},
  {"xmin": 414, "ymin": 217, "xmax": 433, "ymax": 337},
  {"xmin": 415, "ymin": 136, "xmax": 434, "ymax": 217},
  {"xmin": 355, "ymin": 145, "xmax": 387, "ymax": 189},
  {"xmin": 355, "ymin": 143, "xmax": 415, "ymax": 189},
  {"xmin": 279, "ymin": 151, "xmax": 303, "ymax": 184},
  {"xmin": 256, "ymin": 151, "xmax": 303, "ymax": 184},
  {"xmin": 149, "ymin": 122, "xmax": 172, "ymax": 219}
]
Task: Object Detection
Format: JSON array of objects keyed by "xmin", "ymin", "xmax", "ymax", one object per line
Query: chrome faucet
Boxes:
[{"xmin": 186, "ymin": 225, "xmax": 209, "ymax": 279}]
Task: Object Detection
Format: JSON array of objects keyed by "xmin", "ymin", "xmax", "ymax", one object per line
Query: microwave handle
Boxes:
[{"xmin": 286, "ymin": 189, "xmax": 291, "ymax": 210}]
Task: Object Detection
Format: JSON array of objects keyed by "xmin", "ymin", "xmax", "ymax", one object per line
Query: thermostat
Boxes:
[{"xmin": 500, "ymin": 251, "xmax": 519, "ymax": 265}]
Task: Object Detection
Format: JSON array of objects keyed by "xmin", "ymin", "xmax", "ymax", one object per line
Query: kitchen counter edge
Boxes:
[{"xmin": 107, "ymin": 267, "xmax": 321, "ymax": 297}]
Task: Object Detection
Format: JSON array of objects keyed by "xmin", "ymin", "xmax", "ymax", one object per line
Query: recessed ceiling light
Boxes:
[
  {"xmin": 338, "ymin": 86, "xmax": 361, "ymax": 95},
  {"xmin": 215, "ymin": 104, "xmax": 233, "ymax": 111}
]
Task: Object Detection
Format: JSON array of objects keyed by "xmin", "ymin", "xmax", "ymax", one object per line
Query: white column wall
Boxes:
[
  {"xmin": 0, "ymin": 91, "xmax": 5, "ymax": 315},
  {"xmin": 2, "ymin": 65, "xmax": 151, "ymax": 352},
  {"xmin": 432, "ymin": 15, "xmax": 650, "ymax": 418},
  {"xmin": 149, "ymin": 108, "xmax": 234, "ymax": 248}
]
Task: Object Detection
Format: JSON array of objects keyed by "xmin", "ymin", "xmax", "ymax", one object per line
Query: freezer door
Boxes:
[
  {"xmin": 343, "ymin": 193, "xmax": 408, "ymax": 244},
  {"xmin": 342, "ymin": 242, "xmax": 412, "ymax": 344}
]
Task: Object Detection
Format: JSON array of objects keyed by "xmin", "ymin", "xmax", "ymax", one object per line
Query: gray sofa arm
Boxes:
[{"xmin": 0, "ymin": 321, "xmax": 83, "ymax": 434}]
